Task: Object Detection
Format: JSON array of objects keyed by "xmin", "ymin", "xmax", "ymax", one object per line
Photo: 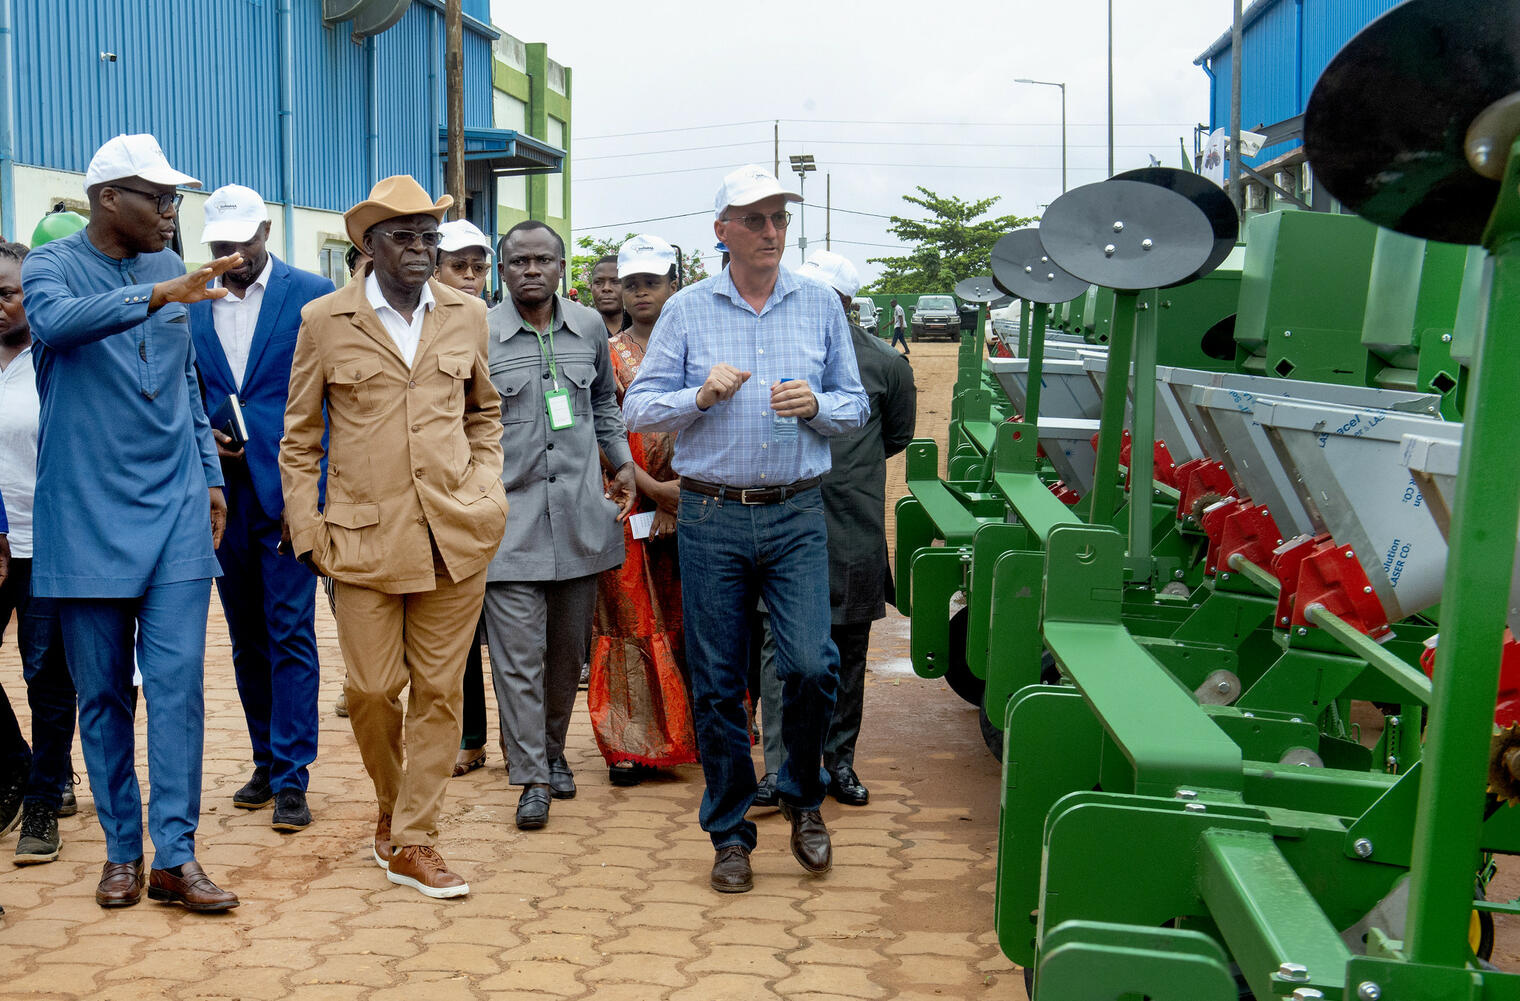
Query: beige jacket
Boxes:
[{"xmin": 279, "ymin": 277, "xmax": 507, "ymax": 593}]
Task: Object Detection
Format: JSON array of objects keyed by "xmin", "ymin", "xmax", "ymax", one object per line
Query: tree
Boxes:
[
  {"xmin": 863, "ymin": 187, "xmax": 1036, "ymax": 295},
  {"xmin": 569, "ymin": 233, "xmax": 709, "ymax": 302}
]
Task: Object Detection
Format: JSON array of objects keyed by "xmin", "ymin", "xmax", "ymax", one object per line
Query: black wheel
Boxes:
[
  {"xmin": 979, "ymin": 701, "xmax": 1004, "ymax": 762},
  {"xmin": 943, "ymin": 605, "xmax": 986, "ymax": 706}
]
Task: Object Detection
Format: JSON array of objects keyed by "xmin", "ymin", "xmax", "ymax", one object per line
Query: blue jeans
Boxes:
[
  {"xmin": 59, "ymin": 578, "xmax": 212, "ymax": 868},
  {"xmin": 677, "ymin": 486, "xmax": 838, "ymax": 851}
]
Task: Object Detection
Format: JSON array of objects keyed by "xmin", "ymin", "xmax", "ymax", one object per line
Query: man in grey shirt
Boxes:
[{"xmin": 483, "ymin": 220, "xmax": 636, "ymax": 830}]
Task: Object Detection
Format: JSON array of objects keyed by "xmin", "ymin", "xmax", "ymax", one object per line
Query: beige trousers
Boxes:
[{"xmin": 332, "ymin": 558, "xmax": 486, "ymax": 847}]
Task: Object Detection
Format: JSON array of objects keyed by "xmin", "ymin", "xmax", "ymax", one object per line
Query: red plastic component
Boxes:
[
  {"xmin": 1422, "ymin": 631, "xmax": 1520, "ymax": 727},
  {"xmin": 1290, "ymin": 540, "xmax": 1391, "ymax": 639},
  {"xmin": 1199, "ymin": 499, "xmax": 1251, "ymax": 576},
  {"xmin": 1270, "ymin": 534, "xmax": 1329, "ymax": 631},
  {"xmin": 1048, "ymin": 481, "xmax": 1081, "ymax": 505},
  {"xmin": 1174, "ymin": 458, "xmax": 1238, "ymax": 522},
  {"xmin": 1214, "ymin": 503, "xmax": 1285, "ymax": 578}
]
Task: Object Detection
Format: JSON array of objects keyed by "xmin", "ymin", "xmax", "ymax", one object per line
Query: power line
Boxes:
[
  {"xmin": 578, "ymin": 140, "xmax": 770, "ymax": 162},
  {"xmin": 579, "ymin": 137, "xmax": 1168, "ymax": 162},
  {"xmin": 574, "ymin": 117, "xmax": 1204, "ymax": 143},
  {"xmin": 578, "ymin": 160, "xmax": 1120, "ymax": 182},
  {"xmin": 571, "ymin": 209, "xmax": 713, "ymax": 232}
]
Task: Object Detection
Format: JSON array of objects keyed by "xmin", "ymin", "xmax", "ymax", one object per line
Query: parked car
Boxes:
[
  {"xmin": 911, "ymin": 294, "xmax": 960, "ymax": 340},
  {"xmin": 852, "ymin": 297, "xmax": 879, "ymax": 335}
]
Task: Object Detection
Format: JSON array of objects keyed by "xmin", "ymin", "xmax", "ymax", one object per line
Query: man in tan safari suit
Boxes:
[{"xmin": 280, "ymin": 176, "xmax": 506, "ymax": 899}]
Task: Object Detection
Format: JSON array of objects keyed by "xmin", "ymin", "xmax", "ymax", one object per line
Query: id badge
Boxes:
[{"xmin": 545, "ymin": 387, "xmax": 575, "ymax": 430}]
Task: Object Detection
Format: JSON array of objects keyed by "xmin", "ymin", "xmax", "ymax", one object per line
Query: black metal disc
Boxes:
[
  {"xmin": 1303, "ymin": 0, "xmax": 1520, "ymax": 245},
  {"xmin": 955, "ymin": 275, "xmax": 1004, "ymax": 303},
  {"xmin": 1039, "ymin": 180, "xmax": 1215, "ymax": 291},
  {"xmin": 989, "ymin": 229, "xmax": 1088, "ymax": 304},
  {"xmin": 1114, "ymin": 167, "xmax": 1238, "ymax": 285}
]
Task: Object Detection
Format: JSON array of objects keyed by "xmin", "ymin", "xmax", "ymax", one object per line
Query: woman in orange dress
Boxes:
[{"xmin": 590, "ymin": 235, "xmax": 697, "ymax": 785}]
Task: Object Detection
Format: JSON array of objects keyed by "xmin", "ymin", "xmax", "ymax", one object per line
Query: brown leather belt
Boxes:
[{"xmin": 679, "ymin": 476, "xmax": 822, "ymax": 506}]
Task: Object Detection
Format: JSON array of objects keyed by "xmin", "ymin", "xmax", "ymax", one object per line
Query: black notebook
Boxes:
[{"xmin": 211, "ymin": 395, "xmax": 249, "ymax": 446}]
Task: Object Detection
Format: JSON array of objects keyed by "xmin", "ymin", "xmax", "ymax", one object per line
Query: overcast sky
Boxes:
[{"xmin": 490, "ymin": 0, "xmax": 1236, "ymax": 285}]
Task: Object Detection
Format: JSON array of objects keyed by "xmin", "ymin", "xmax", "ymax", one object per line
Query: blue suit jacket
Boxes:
[{"xmin": 190, "ymin": 256, "xmax": 334, "ymax": 520}]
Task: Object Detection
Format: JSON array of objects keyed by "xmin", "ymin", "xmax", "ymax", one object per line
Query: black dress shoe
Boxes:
[
  {"xmin": 710, "ymin": 844, "xmax": 753, "ymax": 893},
  {"xmin": 232, "ymin": 766, "xmax": 273, "ymax": 809},
  {"xmin": 749, "ymin": 772, "xmax": 779, "ymax": 810},
  {"xmin": 547, "ymin": 757, "xmax": 577, "ymax": 800},
  {"xmin": 271, "ymin": 789, "xmax": 312, "ymax": 831},
  {"xmin": 779, "ymin": 801, "xmax": 833, "ymax": 874},
  {"xmin": 516, "ymin": 784, "xmax": 551, "ymax": 830},
  {"xmin": 828, "ymin": 768, "xmax": 870, "ymax": 806},
  {"xmin": 608, "ymin": 763, "xmax": 644, "ymax": 787}
]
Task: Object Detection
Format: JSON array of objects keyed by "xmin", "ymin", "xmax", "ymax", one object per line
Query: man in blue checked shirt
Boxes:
[{"xmin": 623, "ymin": 164, "xmax": 868, "ymax": 895}]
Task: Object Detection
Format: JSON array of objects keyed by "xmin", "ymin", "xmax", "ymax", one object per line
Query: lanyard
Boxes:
[{"xmin": 530, "ymin": 323, "xmax": 559, "ymax": 389}]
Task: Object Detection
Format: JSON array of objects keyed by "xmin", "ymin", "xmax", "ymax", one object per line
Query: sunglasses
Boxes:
[
  {"xmin": 377, "ymin": 229, "xmax": 443, "ymax": 249},
  {"xmin": 723, "ymin": 210, "xmax": 792, "ymax": 233},
  {"xmin": 111, "ymin": 185, "xmax": 183, "ymax": 214}
]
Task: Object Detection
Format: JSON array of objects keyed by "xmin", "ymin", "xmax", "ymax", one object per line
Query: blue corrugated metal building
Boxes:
[
  {"xmin": 1195, "ymin": 0, "xmax": 1402, "ymax": 169},
  {"xmin": 0, "ymin": 0, "xmax": 563, "ymax": 277}
]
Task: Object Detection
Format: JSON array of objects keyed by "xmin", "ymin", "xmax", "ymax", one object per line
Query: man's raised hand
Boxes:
[
  {"xmin": 695, "ymin": 363, "xmax": 751, "ymax": 411},
  {"xmin": 150, "ymin": 253, "xmax": 244, "ymax": 312}
]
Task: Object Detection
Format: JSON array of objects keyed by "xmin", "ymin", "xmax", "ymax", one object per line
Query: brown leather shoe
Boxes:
[
  {"xmin": 452, "ymin": 747, "xmax": 486, "ymax": 777},
  {"xmin": 374, "ymin": 811, "xmax": 394, "ymax": 870},
  {"xmin": 147, "ymin": 860, "xmax": 239, "ymax": 912},
  {"xmin": 386, "ymin": 845, "xmax": 469, "ymax": 899},
  {"xmin": 710, "ymin": 844, "xmax": 753, "ymax": 893},
  {"xmin": 95, "ymin": 857, "xmax": 145, "ymax": 908},
  {"xmin": 779, "ymin": 801, "xmax": 833, "ymax": 874}
]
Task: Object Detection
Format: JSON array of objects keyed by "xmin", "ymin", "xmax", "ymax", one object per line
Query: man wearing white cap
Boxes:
[
  {"xmin": 757, "ymin": 250, "xmax": 916, "ymax": 809},
  {"xmin": 623, "ymin": 165, "xmax": 868, "ymax": 893},
  {"xmin": 188, "ymin": 184, "xmax": 334, "ymax": 832},
  {"xmin": 21, "ymin": 133, "xmax": 243, "ymax": 911}
]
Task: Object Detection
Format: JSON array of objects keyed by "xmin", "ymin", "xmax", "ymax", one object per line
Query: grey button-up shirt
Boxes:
[{"xmin": 486, "ymin": 294, "xmax": 634, "ymax": 582}]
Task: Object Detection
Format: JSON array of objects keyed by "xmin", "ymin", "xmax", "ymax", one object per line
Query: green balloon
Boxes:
[{"xmin": 31, "ymin": 211, "xmax": 87, "ymax": 247}]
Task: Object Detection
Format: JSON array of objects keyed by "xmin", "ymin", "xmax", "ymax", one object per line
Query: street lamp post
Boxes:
[
  {"xmin": 789, "ymin": 153, "xmax": 816, "ymax": 263},
  {"xmin": 1015, "ymin": 78, "xmax": 1067, "ymax": 193}
]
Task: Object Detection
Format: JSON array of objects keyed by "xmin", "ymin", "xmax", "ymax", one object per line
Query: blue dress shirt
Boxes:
[
  {"xmin": 622, "ymin": 266, "xmax": 868, "ymax": 487},
  {"xmin": 23, "ymin": 230, "xmax": 223, "ymax": 598}
]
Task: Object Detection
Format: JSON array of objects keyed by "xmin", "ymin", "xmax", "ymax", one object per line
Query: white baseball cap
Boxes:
[
  {"xmin": 200, "ymin": 184, "xmax": 269, "ymax": 245},
  {"xmin": 797, "ymin": 250, "xmax": 862, "ymax": 299},
  {"xmin": 437, "ymin": 219, "xmax": 493, "ymax": 258},
  {"xmin": 617, "ymin": 234, "xmax": 678, "ymax": 279},
  {"xmin": 713, "ymin": 164, "xmax": 803, "ymax": 219},
  {"xmin": 85, "ymin": 133, "xmax": 200, "ymax": 190}
]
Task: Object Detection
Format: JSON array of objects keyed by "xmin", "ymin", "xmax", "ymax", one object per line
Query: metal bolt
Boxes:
[
  {"xmin": 1346, "ymin": 550, "xmax": 1356, "ymax": 559},
  {"xmin": 1283, "ymin": 330, "xmax": 1293, "ymax": 338},
  {"xmin": 1386, "ymin": 716, "xmax": 1399, "ymax": 727},
  {"xmin": 1297, "ymin": 627, "xmax": 1308, "ymax": 636},
  {"xmin": 1184, "ymin": 802, "xmax": 1207, "ymax": 813},
  {"xmin": 1354, "ymin": 838, "xmax": 1374, "ymax": 858},
  {"xmin": 1442, "ymin": 333, "xmax": 1453, "ymax": 343},
  {"xmin": 1386, "ymin": 755, "xmax": 1398, "ymax": 770},
  {"xmin": 1220, "ymin": 572, "xmax": 1230, "ymax": 581},
  {"xmin": 1104, "ymin": 244, "xmax": 1116, "ymax": 256},
  {"xmin": 1290, "ymin": 717, "xmax": 1303, "ymax": 724},
  {"xmin": 1358, "ymin": 982, "xmax": 1382, "ymax": 1001},
  {"xmin": 1112, "ymin": 221, "xmax": 1124, "ymax": 232},
  {"xmin": 1292, "ymin": 991, "xmax": 1325, "ymax": 1001},
  {"xmin": 1242, "ymin": 712, "xmax": 1255, "ymax": 718},
  {"xmin": 1281, "ymin": 616, "xmax": 1290, "ymax": 625},
  {"xmin": 1142, "ymin": 238, "xmax": 1154, "ymax": 251},
  {"xmin": 1174, "ymin": 570, "xmax": 1186, "ymax": 579},
  {"xmin": 1217, "ymin": 681, "xmax": 1231, "ymax": 694},
  {"xmin": 1175, "ymin": 789, "xmax": 1198, "ymax": 800},
  {"xmin": 1363, "ymin": 586, "xmax": 1373, "ymax": 594},
  {"xmin": 1278, "ymin": 963, "xmax": 1310, "ymax": 983}
]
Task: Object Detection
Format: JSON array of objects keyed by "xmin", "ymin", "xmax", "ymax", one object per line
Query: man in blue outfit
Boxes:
[
  {"xmin": 21, "ymin": 133, "xmax": 241, "ymax": 912},
  {"xmin": 623, "ymin": 164, "xmax": 868, "ymax": 894},
  {"xmin": 190, "ymin": 184, "xmax": 333, "ymax": 832}
]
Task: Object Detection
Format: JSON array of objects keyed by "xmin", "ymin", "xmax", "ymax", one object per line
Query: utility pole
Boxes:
[
  {"xmin": 1107, "ymin": 0, "xmax": 1114, "ymax": 176},
  {"xmin": 1230, "ymin": 0, "xmax": 1243, "ymax": 214},
  {"xmin": 445, "ymin": 0, "xmax": 465, "ymax": 219},
  {"xmin": 825, "ymin": 173, "xmax": 831, "ymax": 251},
  {"xmin": 773, "ymin": 121, "xmax": 779, "ymax": 178}
]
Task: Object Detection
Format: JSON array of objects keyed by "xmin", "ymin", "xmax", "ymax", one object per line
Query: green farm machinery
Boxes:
[{"xmin": 893, "ymin": 3, "xmax": 1520, "ymax": 997}]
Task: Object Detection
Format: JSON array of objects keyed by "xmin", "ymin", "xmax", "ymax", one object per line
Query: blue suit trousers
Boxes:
[
  {"xmin": 213, "ymin": 467, "xmax": 320, "ymax": 792},
  {"xmin": 58, "ymin": 578, "xmax": 212, "ymax": 868}
]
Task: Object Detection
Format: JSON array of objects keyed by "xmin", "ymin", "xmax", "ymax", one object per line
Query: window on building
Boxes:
[
  {"xmin": 494, "ymin": 92, "xmax": 526, "ymax": 132},
  {"xmin": 319, "ymin": 240, "xmax": 350, "ymax": 288},
  {"xmin": 546, "ymin": 116, "xmax": 565, "ymax": 218}
]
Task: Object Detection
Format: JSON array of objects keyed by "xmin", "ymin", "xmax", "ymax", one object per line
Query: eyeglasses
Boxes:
[
  {"xmin": 111, "ymin": 185, "xmax": 183, "ymax": 214},
  {"xmin": 377, "ymin": 229, "xmax": 442, "ymax": 249},
  {"xmin": 723, "ymin": 210, "xmax": 792, "ymax": 232}
]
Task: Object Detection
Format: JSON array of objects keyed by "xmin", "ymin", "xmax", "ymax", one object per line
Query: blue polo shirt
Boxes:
[{"xmin": 22, "ymin": 229, "xmax": 223, "ymax": 598}]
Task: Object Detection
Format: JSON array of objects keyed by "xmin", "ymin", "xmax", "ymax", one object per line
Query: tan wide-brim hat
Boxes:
[{"xmin": 344, "ymin": 175, "xmax": 453, "ymax": 247}]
